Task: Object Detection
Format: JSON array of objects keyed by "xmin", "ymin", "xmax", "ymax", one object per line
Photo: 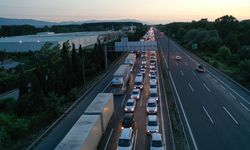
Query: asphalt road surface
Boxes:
[{"xmin": 155, "ymin": 28, "xmax": 250, "ymax": 150}]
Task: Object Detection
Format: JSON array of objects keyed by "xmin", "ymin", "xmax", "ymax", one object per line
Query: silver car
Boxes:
[
  {"xmin": 150, "ymin": 133, "xmax": 164, "ymax": 150},
  {"xmin": 146, "ymin": 115, "xmax": 159, "ymax": 134},
  {"xmin": 124, "ymin": 99, "xmax": 136, "ymax": 112}
]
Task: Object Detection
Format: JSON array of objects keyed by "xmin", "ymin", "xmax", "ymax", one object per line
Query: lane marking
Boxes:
[
  {"xmin": 104, "ymin": 128, "xmax": 114, "ymax": 150},
  {"xmin": 206, "ymin": 70, "xmax": 250, "ymax": 105},
  {"xmin": 240, "ymin": 103, "xmax": 250, "ymax": 112},
  {"xmin": 203, "ymin": 83, "xmax": 211, "ymax": 93},
  {"xmin": 175, "ymin": 62, "xmax": 178, "ymax": 66},
  {"xmin": 213, "ymin": 78, "xmax": 218, "ymax": 83},
  {"xmin": 169, "ymin": 72, "xmax": 198, "ymax": 150},
  {"xmin": 192, "ymin": 70, "xmax": 196, "ymax": 76},
  {"xmin": 188, "ymin": 83, "xmax": 194, "ymax": 92},
  {"xmin": 202, "ymin": 106, "xmax": 214, "ymax": 124},
  {"xmin": 121, "ymin": 95, "xmax": 127, "ymax": 107},
  {"xmin": 180, "ymin": 70, "xmax": 184, "ymax": 76},
  {"xmin": 229, "ymin": 92, "xmax": 236, "ymax": 100},
  {"xmin": 102, "ymin": 82, "xmax": 111, "ymax": 92},
  {"xmin": 223, "ymin": 106, "xmax": 239, "ymax": 125},
  {"xmin": 220, "ymin": 85, "xmax": 226, "ymax": 90},
  {"xmin": 133, "ymin": 130, "xmax": 138, "ymax": 150},
  {"xmin": 185, "ymin": 62, "xmax": 188, "ymax": 66}
]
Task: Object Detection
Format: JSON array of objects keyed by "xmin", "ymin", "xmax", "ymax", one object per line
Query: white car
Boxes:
[
  {"xmin": 150, "ymin": 82, "xmax": 157, "ymax": 92},
  {"xmin": 149, "ymin": 72, "xmax": 157, "ymax": 77},
  {"xmin": 175, "ymin": 55, "xmax": 182, "ymax": 60},
  {"xmin": 147, "ymin": 99, "xmax": 158, "ymax": 114},
  {"xmin": 141, "ymin": 60, "xmax": 147, "ymax": 65},
  {"xmin": 131, "ymin": 88, "xmax": 140, "ymax": 100},
  {"xmin": 150, "ymin": 65, "xmax": 156, "ymax": 69},
  {"xmin": 149, "ymin": 89, "xmax": 158, "ymax": 101},
  {"xmin": 150, "ymin": 133, "xmax": 164, "ymax": 150},
  {"xmin": 146, "ymin": 115, "xmax": 159, "ymax": 134},
  {"xmin": 125, "ymin": 99, "xmax": 136, "ymax": 113},
  {"xmin": 150, "ymin": 69, "xmax": 157, "ymax": 74},
  {"xmin": 140, "ymin": 68, "xmax": 146, "ymax": 74},
  {"xmin": 150, "ymin": 76, "xmax": 157, "ymax": 84},
  {"xmin": 117, "ymin": 128, "xmax": 135, "ymax": 150}
]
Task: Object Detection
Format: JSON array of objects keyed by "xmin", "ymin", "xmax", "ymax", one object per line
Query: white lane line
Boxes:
[
  {"xmin": 104, "ymin": 128, "xmax": 114, "ymax": 150},
  {"xmin": 185, "ymin": 62, "xmax": 188, "ymax": 66},
  {"xmin": 121, "ymin": 95, "xmax": 127, "ymax": 106},
  {"xmin": 240, "ymin": 103, "xmax": 250, "ymax": 112},
  {"xmin": 192, "ymin": 70, "xmax": 196, "ymax": 76},
  {"xmin": 102, "ymin": 82, "xmax": 111, "ymax": 92},
  {"xmin": 133, "ymin": 130, "xmax": 138, "ymax": 150},
  {"xmin": 223, "ymin": 106, "xmax": 239, "ymax": 125},
  {"xmin": 220, "ymin": 85, "xmax": 226, "ymax": 90},
  {"xmin": 169, "ymin": 72, "xmax": 198, "ymax": 150},
  {"xmin": 202, "ymin": 106, "xmax": 214, "ymax": 124},
  {"xmin": 175, "ymin": 62, "xmax": 178, "ymax": 66},
  {"xmin": 203, "ymin": 83, "xmax": 211, "ymax": 93},
  {"xmin": 180, "ymin": 70, "xmax": 184, "ymax": 76},
  {"xmin": 229, "ymin": 92, "xmax": 236, "ymax": 100},
  {"xmin": 207, "ymin": 70, "xmax": 250, "ymax": 105},
  {"xmin": 188, "ymin": 83, "xmax": 194, "ymax": 92},
  {"xmin": 213, "ymin": 78, "xmax": 218, "ymax": 83}
]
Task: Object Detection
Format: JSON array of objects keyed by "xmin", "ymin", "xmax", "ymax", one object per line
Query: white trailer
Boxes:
[
  {"xmin": 112, "ymin": 64, "xmax": 130, "ymax": 95},
  {"xmin": 84, "ymin": 93, "xmax": 114, "ymax": 133},
  {"xmin": 55, "ymin": 115, "xmax": 102, "ymax": 150},
  {"xmin": 124, "ymin": 53, "xmax": 136, "ymax": 72}
]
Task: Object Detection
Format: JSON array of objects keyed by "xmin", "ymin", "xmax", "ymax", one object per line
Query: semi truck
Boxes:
[
  {"xmin": 84, "ymin": 93, "xmax": 114, "ymax": 133},
  {"xmin": 112, "ymin": 64, "xmax": 130, "ymax": 95},
  {"xmin": 55, "ymin": 93, "xmax": 114, "ymax": 150},
  {"xmin": 55, "ymin": 115, "xmax": 103, "ymax": 150},
  {"xmin": 124, "ymin": 53, "xmax": 136, "ymax": 72}
]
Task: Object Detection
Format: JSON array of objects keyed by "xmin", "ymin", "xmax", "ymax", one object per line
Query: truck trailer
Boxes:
[
  {"xmin": 112, "ymin": 64, "xmax": 130, "ymax": 95},
  {"xmin": 84, "ymin": 93, "xmax": 114, "ymax": 133},
  {"xmin": 55, "ymin": 115, "xmax": 102, "ymax": 150},
  {"xmin": 124, "ymin": 53, "xmax": 136, "ymax": 72}
]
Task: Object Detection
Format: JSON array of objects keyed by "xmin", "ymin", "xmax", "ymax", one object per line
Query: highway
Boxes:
[
  {"xmin": 33, "ymin": 57, "xmax": 124, "ymax": 150},
  {"xmin": 155, "ymin": 28, "xmax": 250, "ymax": 150},
  {"xmin": 98, "ymin": 51, "xmax": 172, "ymax": 150}
]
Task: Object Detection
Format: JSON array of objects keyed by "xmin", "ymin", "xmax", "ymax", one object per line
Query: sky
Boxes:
[{"xmin": 0, "ymin": 0, "xmax": 249, "ymax": 24}]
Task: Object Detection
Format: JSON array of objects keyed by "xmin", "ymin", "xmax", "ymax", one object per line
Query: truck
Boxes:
[
  {"xmin": 124, "ymin": 53, "xmax": 136, "ymax": 72},
  {"xmin": 84, "ymin": 93, "xmax": 114, "ymax": 133},
  {"xmin": 55, "ymin": 115, "xmax": 103, "ymax": 150},
  {"xmin": 112, "ymin": 64, "xmax": 131, "ymax": 95}
]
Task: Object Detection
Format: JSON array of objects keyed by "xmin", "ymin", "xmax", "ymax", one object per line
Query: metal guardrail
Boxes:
[{"xmin": 26, "ymin": 53, "xmax": 127, "ymax": 150}]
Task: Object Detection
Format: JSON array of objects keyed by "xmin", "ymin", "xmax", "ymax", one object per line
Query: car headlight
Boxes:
[{"xmin": 125, "ymin": 108, "xmax": 128, "ymax": 111}]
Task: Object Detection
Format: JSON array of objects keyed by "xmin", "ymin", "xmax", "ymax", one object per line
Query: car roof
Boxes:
[
  {"xmin": 148, "ymin": 98, "xmax": 156, "ymax": 103},
  {"xmin": 150, "ymin": 88, "xmax": 157, "ymax": 93},
  {"xmin": 124, "ymin": 113, "xmax": 133, "ymax": 117},
  {"xmin": 127, "ymin": 99, "xmax": 135, "ymax": 103},
  {"xmin": 133, "ymin": 88, "xmax": 140, "ymax": 92},
  {"xmin": 152, "ymin": 133, "xmax": 162, "ymax": 141},
  {"xmin": 148, "ymin": 115, "xmax": 157, "ymax": 121},
  {"xmin": 120, "ymin": 128, "xmax": 133, "ymax": 139}
]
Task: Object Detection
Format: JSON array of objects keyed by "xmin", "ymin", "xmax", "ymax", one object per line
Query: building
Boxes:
[{"xmin": 0, "ymin": 31, "xmax": 119, "ymax": 52}]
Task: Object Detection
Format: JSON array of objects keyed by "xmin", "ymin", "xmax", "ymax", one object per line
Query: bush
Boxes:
[
  {"xmin": 0, "ymin": 98, "xmax": 16, "ymax": 111},
  {"xmin": 66, "ymin": 88, "xmax": 79, "ymax": 102},
  {"xmin": 216, "ymin": 45, "xmax": 231, "ymax": 61}
]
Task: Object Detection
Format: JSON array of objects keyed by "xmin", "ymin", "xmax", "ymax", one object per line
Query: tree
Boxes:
[
  {"xmin": 224, "ymin": 32, "xmax": 240, "ymax": 52},
  {"xmin": 215, "ymin": 15, "xmax": 239, "ymax": 38},
  {"xmin": 216, "ymin": 46, "xmax": 231, "ymax": 61},
  {"xmin": 239, "ymin": 59, "xmax": 250, "ymax": 88}
]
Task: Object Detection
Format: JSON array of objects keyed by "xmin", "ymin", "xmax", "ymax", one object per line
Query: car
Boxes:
[
  {"xmin": 124, "ymin": 99, "xmax": 136, "ymax": 113},
  {"xmin": 149, "ymin": 89, "xmax": 158, "ymax": 101},
  {"xmin": 131, "ymin": 88, "xmax": 140, "ymax": 100},
  {"xmin": 117, "ymin": 128, "xmax": 135, "ymax": 150},
  {"xmin": 150, "ymin": 133, "xmax": 164, "ymax": 150},
  {"xmin": 122, "ymin": 113, "xmax": 134, "ymax": 128},
  {"xmin": 146, "ymin": 115, "xmax": 159, "ymax": 134},
  {"xmin": 150, "ymin": 68, "xmax": 157, "ymax": 74},
  {"xmin": 141, "ymin": 60, "xmax": 147, "ymax": 65},
  {"xmin": 150, "ymin": 82, "xmax": 157, "ymax": 92},
  {"xmin": 150, "ymin": 75, "xmax": 157, "ymax": 84},
  {"xmin": 150, "ymin": 59, "xmax": 156, "ymax": 65},
  {"xmin": 175, "ymin": 55, "xmax": 182, "ymax": 60},
  {"xmin": 149, "ymin": 72, "xmax": 157, "ymax": 77},
  {"xmin": 150, "ymin": 65, "xmax": 156, "ymax": 69},
  {"xmin": 134, "ymin": 74, "xmax": 143, "ymax": 89},
  {"xmin": 140, "ymin": 68, "xmax": 146, "ymax": 74},
  {"xmin": 196, "ymin": 64, "xmax": 205, "ymax": 72},
  {"xmin": 147, "ymin": 99, "xmax": 158, "ymax": 114},
  {"xmin": 141, "ymin": 64, "xmax": 147, "ymax": 69}
]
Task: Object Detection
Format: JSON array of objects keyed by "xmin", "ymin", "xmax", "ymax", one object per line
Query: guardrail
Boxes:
[{"xmin": 26, "ymin": 53, "xmax": 127, "ymax": 150}]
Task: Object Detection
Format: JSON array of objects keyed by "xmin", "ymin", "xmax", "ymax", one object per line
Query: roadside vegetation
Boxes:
[{"xmin": 157, "ymin": 15, "xmax": 250, "ymax": 90}]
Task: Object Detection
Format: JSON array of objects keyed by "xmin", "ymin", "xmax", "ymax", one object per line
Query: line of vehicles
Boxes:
[
  {"xmin": 55, "ymin": 93, "xmax": 114, "ymax": 150},
  {"xmin": 117, "ymin": 50, "xmax": 165, "ymax": 150}
]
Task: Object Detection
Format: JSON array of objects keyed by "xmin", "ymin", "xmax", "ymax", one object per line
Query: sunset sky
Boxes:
[{"xmin": 0, "ymin": 0, "xmax": 249, "ymax": 24}]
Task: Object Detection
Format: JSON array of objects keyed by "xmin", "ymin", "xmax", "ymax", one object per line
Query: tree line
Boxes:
[{"xmin": 157, "ymin": 15, "xmax": 250, "ymax": 89}]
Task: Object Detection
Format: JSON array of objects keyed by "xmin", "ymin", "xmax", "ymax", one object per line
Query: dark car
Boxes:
[
  {"xmin": 196, "ymin": 64, "xmax": 205, "ymax": 72},
  {"xmin": 122, "ymin": 113, "xmax": 134, "ymax": 128}
]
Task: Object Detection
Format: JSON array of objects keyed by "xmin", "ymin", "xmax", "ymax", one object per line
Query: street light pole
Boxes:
[{"xmin": 167, "ymin": 30, "xmax": 170, "ymax": 71}]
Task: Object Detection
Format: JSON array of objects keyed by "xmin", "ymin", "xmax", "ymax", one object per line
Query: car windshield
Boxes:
[
  {"xmin": 118, "ymin": 139, "xmax": 131, "ymax": 147},
  {"xmin": 148, "ymin": 120, "xmax": 157, "ymax": 126},
  {"xmin": 127, "ymin": 101, "xmax": 134, "ymax": 106},
  {"xmin": 152, "ymin": 140, "xmax": 163, "ymax": 147},
  {"xmin": 133, "ymin": 91, "xmax": 138, "ymax": 95},
  {"xmin": 134, "ymin": 82, "xmax": 141, "ymax": 85},
  {"xmin": 150, "ymin": 93, "xmax": 157, "ymax": 97},
  {"xmin": 151, "ymin": 76, "xmax": 156, "ymax": 80},
  {"xmin": 148, "ymin": 102, "xmax": 156, "ymax": 107}
]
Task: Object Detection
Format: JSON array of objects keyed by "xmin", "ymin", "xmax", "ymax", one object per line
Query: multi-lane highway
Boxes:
[{"xmin": 155, "ymin": 28, "xmax": 250, "ymax": 150}]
